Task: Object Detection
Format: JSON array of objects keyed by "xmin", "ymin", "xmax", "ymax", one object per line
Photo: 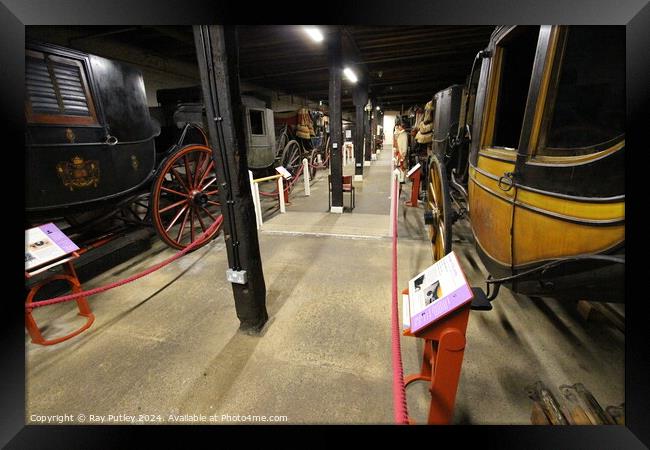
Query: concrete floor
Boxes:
[{"xmin": 26, "ymin": 146, "xmax": 624, "ymax": 425}]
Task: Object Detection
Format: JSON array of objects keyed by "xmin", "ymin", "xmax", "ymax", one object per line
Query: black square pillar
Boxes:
[
  {"xmin": 328, "ymin": 29, "xmax": 343, "ymax": 212},
  {"xmin": 353, "ymin": 83, "xmax": 368, "ymax": 179}
]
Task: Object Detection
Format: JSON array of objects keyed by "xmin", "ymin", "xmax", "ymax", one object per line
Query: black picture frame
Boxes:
[{"xmin": 2, "ymin": 0, "xmax": 647, "ymax": 447}]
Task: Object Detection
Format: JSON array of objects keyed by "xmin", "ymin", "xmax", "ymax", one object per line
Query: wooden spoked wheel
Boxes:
[
  {"xmin": 308, "ymin": 149, "xmax": 318, "ymax": 179},
  {"xmin": 281, "ymin": 140, "xmax": 303, "ymax": 192},
  {"xmin": 281, "ymin": 140, "xmax": 303, "ymax": 174},
  {"xmin": 151, "ymin": 144, "xmax": 222, "ymax": 250},
  {"xmin": 426, "ymin": 152, "xmax": 452, "ymax": 262}
]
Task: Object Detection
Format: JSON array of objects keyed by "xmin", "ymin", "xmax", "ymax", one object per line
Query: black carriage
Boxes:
[
  {"xmin": 25, "ymin": 42, "xmax": 222, "ymax": 250},
  {"xmin": 157, "ymin": 87, "xmax": 329, "ymax": 183},
  {"xmin": 272, "ymin": 108, "xmax": 330, "ymax": 182}
]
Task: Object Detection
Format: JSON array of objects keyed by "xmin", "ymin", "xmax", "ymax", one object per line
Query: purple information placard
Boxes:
[
  {"xmin": 410, "ymin": 284, "xmax": 473, "ymax": 333},
  {"xmin": 406, "ymin": 251, "xmax": 474, "ymax": 334},
  {"xmin": 39, "ymin": 223, "xmax": 79, "ymax": 254},
  {"xmin": 25, "ymin": 223, "xmax": 79, "ymax": 271}
]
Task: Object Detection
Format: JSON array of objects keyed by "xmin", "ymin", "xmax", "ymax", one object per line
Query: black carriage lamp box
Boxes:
[
  {"xmin": 403, "ymin": 251, "xmax": 474, "ymax": 333},
  {"xmin": 25, "ymin": 223, "xmax": 79, "ymax": 274}
]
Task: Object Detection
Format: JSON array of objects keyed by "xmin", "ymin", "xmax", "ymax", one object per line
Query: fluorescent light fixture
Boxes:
[
  {"xmin": 343, "ymin": 67, "xmax": 358, "ymax": 83},
  {"xmin": 303, "ymin": 26, "xmax": 324, "ymax": 43}
]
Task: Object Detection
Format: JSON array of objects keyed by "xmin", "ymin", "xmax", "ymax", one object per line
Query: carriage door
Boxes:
[
  {"xmin": 469, "ymin": 26, "xmax": 541, "ymax": 274},
  {"xmin": 514, "ymin": 26, "xmax": 626, "ymax": 267},
  {"xmin": 244, "ymin": 107, "xmax": 276, "ymax": 170}
]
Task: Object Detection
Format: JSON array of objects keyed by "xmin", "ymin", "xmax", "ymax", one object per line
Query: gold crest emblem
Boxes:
[
  {"xmin": 56, "ymin": 156, "xmax": 100, "ymax": 191},
  {"xmin": 131, "ymin": 155, "xmax": 139, "ymax": 171}
]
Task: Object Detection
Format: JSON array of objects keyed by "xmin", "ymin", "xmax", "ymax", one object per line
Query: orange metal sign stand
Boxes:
[
  {"xmin": 25, "ymin": 255, "xmax": 95, "ymax": 346},
  {"xmin": 402, "ymin": 287, "xmax": 470, "ymax": 424},
  {"xmin": 405, "ymin": 168, "xmax": 421, "ymax": 207}
]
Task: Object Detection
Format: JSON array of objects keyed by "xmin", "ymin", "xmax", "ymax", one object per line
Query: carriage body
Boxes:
[
  {"xmin": 242, "ymin": 96, "xmax": 277, "ymax": 170},
  {"xmin": 426, "ymin": 25, "xmax": 625, "ymax": 302},
  {"xmin": 26, "ymin": 45, "xmax": 224, "ymax": 251},
  {"xmin": 156, "ymin": 88, "xmax": 280, "ymax": 171},
  {"xmin": 466, "ymin": 25, "xmax": 625, "ymax": 300},
  {"xmin": 432, "ymin": 85, "xmax": 464, "ymax": 173},
  {"xmin": 25, "ymin": 42, "xmax": 159, "ymax": 218}
]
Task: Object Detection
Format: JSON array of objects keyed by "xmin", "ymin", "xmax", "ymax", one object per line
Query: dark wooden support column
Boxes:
[
  {"xmin": 353, "ymin": 83, "xmax": 368, "ymax": 180},
  {"xmin": 328, "ymin": 28, "xmax": 343, "ymax": 213},
  {"xmin": 365, "ymin": 99, "xmax": 373, "ymax": 163},
  {"xmin": 194, "ymin": 25, "xmax": 268, "ymax": 334}
]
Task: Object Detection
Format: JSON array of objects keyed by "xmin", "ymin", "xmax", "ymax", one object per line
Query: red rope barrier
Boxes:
[
  {"xmin": 258, "ymin": 164, "xmax": 305, "ymax": 198},
  {"xmin": 391, "ymin": 175, "xmax": 410, "ymax": 425},
  {"xmin": 286, "ymin": 164, "xmax": 304, "ymax": 191},
  {"xmin": 26, "ymin": 215, "xmax": 224, "ymax": 310}
]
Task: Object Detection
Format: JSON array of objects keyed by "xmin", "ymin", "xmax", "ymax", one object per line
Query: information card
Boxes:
[
  {"xmin": 25, "ymin": 223, "xmax": 79, "ymax": 272},
  {"xmin": 404, "ymin": 251, "xmax": 473, "ymax": 333}
]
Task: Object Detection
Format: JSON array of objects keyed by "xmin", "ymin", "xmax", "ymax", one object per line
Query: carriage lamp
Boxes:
[
  {"xmin": 343, "ymin": 67, "xmax": 358, "ymax": 83},
  {"xmin": 303, "ymin": 26, "xmax": 324, "ymax": 42}
]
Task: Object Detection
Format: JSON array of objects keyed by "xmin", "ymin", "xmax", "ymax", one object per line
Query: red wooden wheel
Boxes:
[{"xmin": 151, "ymin": 144, "xmax": 222, "ymax": 250}]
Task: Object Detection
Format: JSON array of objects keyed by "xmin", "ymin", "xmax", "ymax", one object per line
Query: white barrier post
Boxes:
[
  {"xmin": 389, "ymin": 170, "xmax": 397, "ymax": 236},
  {"xmin": 249, "ymin": 170, "xmax": 262, "ymax": 230},
  {"xmin": 302, "ymin": 158, "xmax": 311, "ymax": 196},
  {"xmin": 255, "ymin": 183, "xmax": 263, "ymax": 227},
  {"xmin": 278, "ymin": 176, "xmax": 286, "ymax": 213}
]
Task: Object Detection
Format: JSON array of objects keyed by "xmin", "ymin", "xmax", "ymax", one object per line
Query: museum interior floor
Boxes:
[{"xmin": 26, "ymin": 144, "xmax": 624, "ymax": 424}]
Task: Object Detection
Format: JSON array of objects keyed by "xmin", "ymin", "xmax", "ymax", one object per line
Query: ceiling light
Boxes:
[
  {"xmin": 303, "ymin": 26, "xmax": 324, "ymax": 43},
  {"xmin": 376, "ymin": 106, "xmax": 380, "ymax": 111},
  {"xmin": 343, "ymin": 67, "xmax": 358, "ymax": 83}
]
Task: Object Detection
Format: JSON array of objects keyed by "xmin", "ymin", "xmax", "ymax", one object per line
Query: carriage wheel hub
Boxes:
[{"xmin": 191, "ymin": 190, "xmax": 208, "ymax": 206}]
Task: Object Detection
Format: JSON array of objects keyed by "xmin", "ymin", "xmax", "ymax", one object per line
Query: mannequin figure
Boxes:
[
  {"xmin": 394, "ymin": 121, "xmax": 409, "ymax": 196},
  {"xmin": 415, "ymin": 100, "xmax": 434, "ymax": 149},
  {"xmin": 415, "ymin": 100, "xmax": 435, "ymax": 197}
]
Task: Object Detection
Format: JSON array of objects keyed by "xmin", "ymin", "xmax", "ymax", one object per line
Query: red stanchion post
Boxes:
[
  {"xmin": 406, "ymin": 168, "xmax": 421, "ymax": 207},
  {"xmin": 402, "ymin": 299, "xmax": 470, "ymax": 424}
]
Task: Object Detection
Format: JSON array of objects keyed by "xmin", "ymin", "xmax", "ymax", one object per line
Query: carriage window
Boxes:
[
  {"xmin": 249, "ymin": 110, "xmax": 265, "ymax": 135},
  {"xmin": 491, "ymin": 26, "xmax": 540, "ymax": 149},
  {"xmin": 25, "ymin": 50, "xmax": 98, "ymax": 125},
  {"xmin": 538, "ymin": 26, "xmax": 625, "ymax": 154}
]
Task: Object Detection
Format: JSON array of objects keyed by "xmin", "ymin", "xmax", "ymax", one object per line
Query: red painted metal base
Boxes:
[
  {"xmin": 402, "ymin": 287, "xmax": 470, "ymax": 424},
  {"xmin": 25, "ymin": 259, "xmax": 95, "ymax": 346},
  {"xmin": 405, "ymin": 168, "xmax": 421, "ymax": 207}
]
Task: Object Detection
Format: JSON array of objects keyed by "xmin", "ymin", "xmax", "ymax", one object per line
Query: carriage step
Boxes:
[{"xmin": 470, "ymin": 287, "xmax": 492, "ymax": 311}]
